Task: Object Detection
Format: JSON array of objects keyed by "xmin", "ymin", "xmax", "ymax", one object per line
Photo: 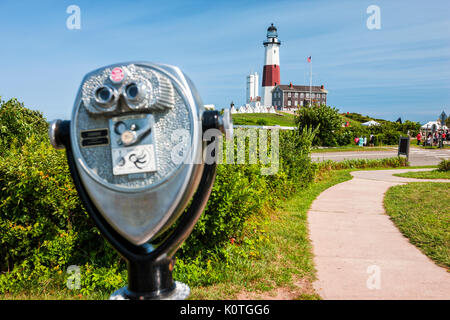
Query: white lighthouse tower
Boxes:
[{"xmin": 261, "ymin": 23, "xmax": 281, "ymax": 107}]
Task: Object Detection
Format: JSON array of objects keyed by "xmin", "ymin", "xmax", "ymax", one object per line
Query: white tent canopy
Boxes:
[
  {"xmin": 361, "ymin": 120, "xmax": 380, "ymax": 126},
  {"xmin": 421, "ymin": 121, "xmax": 448, "ymax": 130}
]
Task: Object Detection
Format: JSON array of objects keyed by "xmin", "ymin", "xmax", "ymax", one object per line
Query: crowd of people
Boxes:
[
  {"xmin": 354, "ymin": 134, "xmax": 375, "ymax": 147},
  {"xmin": 416, "ymin": 130, "xmax": 449, "ymax": 146},
  {"xmin": 353, "ymin": 130, "xmax": 449, "ymax": 148}
]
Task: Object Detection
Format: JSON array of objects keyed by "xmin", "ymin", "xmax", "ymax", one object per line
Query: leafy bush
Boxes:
[
  {"xmin": 256, "ymin": 119, "xmax": 268, "ymax": 125},
  {"xmin": 318, "ymin": 157, "xmax": 409, "ymax": 171},
  {"xmin": 295, "ymin": 104, "xmax": 342, "ymax": 147},
  {"xmin": 0, "ymin": 98, "xmax": 48, "ymax": 154},
  {"xmin": 438, "ymin": 159, "xmax": 450, "ymax": 172}
]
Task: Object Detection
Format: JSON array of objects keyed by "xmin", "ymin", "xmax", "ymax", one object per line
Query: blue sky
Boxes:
[{"xmin": 0, "ymin": 0, "xmax": 449, "ymax": 123}]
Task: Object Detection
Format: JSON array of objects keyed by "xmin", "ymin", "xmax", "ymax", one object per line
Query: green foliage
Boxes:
[
  {"xmin": 0, "ymin": 100, "xmax": 123, "ymax": 294},
  {"xmin": 438, "ymin": 159, "xmax": 450, "ymax": 172},
  {"xmin": 342, "ymin": 112, "xmax": 386, "ymax": 124},
  {"xmin": 337, "ymin": 112, "xmax": 421, "ymax": 147},
  {"xmin": 256, "ymin": 119, "xmax": 268, "ymax": 125},
  {"xmin": 295, "ymin": 105, "xmax": 342, "ymax": 146},
  {"xmin": 317, "ymin": 157, "xmax": 409, "ymax": 171},
  {"xmin": 335, "ymin": 118, "xmax": 420, "ymax": 147},
  {"xmin": 0, "ymin": 136, "xmax": 123, "ymax": 293},
  {"xmin": 0, "ymin": 98, "xmax": 48, "ymax": 154}
]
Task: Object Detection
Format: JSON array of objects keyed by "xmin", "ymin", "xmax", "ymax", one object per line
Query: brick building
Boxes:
[{"xmin": 271, "ymin": 83, "xmax": 328, "ymax": 110}]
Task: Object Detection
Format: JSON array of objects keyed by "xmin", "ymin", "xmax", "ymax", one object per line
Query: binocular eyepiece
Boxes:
[{"xmin": 49, "ymin": 62, "xmax": 232, "ymax": 299}]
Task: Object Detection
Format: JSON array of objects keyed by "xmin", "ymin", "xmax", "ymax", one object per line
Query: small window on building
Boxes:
[
  {"xmin": 300, "ymin": 93, "xmax": 304, "ymax": 98},
  {"xmin": 288, "ymin": 100, "xmax": 291, "ymax": 106},
  {"xmin": 288, "ymin": 92, "xmax": 291, "ymax": 97},
  {"xmin": 295, "ymin": 92, "xmax": 298, "ymax": 97}
]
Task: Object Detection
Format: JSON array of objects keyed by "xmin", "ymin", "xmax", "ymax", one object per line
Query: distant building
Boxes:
[
  {"xmin": 204, "ymin": 104, "xmax": 216, "ymax": 110},
  {"xmin": 271, "ymin": 83, "xmax": 328, "ymax": 110}
]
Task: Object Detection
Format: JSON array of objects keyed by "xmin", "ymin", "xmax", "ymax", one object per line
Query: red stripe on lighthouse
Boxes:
[{"xmin": 262, "ymin": 65, "xmax": 280, "ymax": 87}]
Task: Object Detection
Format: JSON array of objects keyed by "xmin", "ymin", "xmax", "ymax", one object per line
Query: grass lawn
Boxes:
[
  {"xmin": 232, "ymin": 112, "xmax": 296, "ymax": 127},
  {"xmin": 384, "ymin": 182, "xmax": 450, "ymax": 269},
  {"xmin": 393, "ymin": 170, "xmax": 450, "ymax": 180},
  {"xmin": 340, "ymin": 115, "xmax": 364, "ymax": 128}
]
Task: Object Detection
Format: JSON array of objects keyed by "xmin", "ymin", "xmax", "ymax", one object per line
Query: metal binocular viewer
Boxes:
[{"xmin": 49, "ymin": 62, "xmax": 232, "ymax": 299}]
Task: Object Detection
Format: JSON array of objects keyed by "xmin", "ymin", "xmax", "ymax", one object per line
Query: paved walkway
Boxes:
[{"xmin": 308, "ymin": 168, "xmax": 450, "ymax": 300}]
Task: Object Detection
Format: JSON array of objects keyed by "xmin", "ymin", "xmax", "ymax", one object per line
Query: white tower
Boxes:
[
  {"xmin": 246, "ymin": 73, "xmax": 255, "ymax": 103},
  {"xmin": 246, "ymin": 72, "xmax": 259, "ymax": 103},
  {"xmin": 253, "ymin": 72, "xmax": 259, "ymax": 99},
  {"xmin": 262, "ymin": 23, "xmax": 281, "ymax": 107}
]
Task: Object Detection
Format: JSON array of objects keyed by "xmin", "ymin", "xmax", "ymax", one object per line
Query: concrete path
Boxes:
[{"xmin": 308, "ymin": 168, "xmax": 450, "ymax": 300}]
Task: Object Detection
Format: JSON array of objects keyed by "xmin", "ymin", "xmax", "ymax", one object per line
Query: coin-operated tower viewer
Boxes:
[
  {"xmin": 49, "ymin": 62, "xmax": 232, "ymax": 300},
  {"xmin": 262, "ymin": 23, "xmax": 281, "ymax": 108}
]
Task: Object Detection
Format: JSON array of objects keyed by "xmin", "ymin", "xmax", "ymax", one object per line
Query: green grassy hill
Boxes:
[
  {"xmin": 232, "ymin": 111, "xmax": 395, "ymax": 129},
  {"xmin": 341, "ymin": 112, "xmax": 388, "ymax": 125},
  {"xmin": 232, "ymin": 112, "xmax": 296, "ymax": 127}
]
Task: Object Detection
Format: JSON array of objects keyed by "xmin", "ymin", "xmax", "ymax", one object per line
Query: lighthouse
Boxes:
[{"xmin": 262, "ymin": 23, "xmax": 281, "ymax": 107}]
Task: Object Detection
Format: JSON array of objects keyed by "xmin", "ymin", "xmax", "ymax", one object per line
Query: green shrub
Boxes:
[
  {"xmin": 256, "ymin": 119, "xmax": 268, "ymax": 126},
  {"xmin": 0, "ymin": 137, "xmax": 123, "ymax": 293},
  {"xmin": 0, "ymin": 98, "xmax": 48, "ymax": 154},
  {"xmin": 437, "ymin": 159, "xmax": 450, "ymax": 172},
  {"xmin": 295, "ymin": 104, "xmax": 342, "ymax": 147},
  {"xmin": 336, "ymin": 112, "xmax": 419, "ymax": 147},
  {"xmin": 318, "ymin": 157, "xmax": 409, "ymax": 171}
]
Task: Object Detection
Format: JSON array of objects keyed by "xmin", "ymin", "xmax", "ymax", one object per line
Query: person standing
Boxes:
[
  {"xmin": 427, "ymin": 134, "xmax": 432, "ymax": 146},
  {"xmin": 369, "ymin": 134, "xmax": 375, "ymax": 147},
  {"xmin": 416, "ymin": 132, "xmax": 422, "ymax": 145}
]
